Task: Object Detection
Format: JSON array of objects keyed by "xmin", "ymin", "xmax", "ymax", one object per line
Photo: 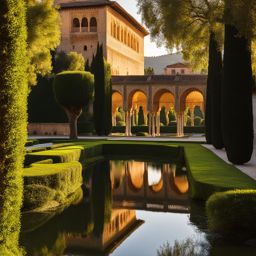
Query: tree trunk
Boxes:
[
  {"xmin": 208, "ymin": 32, "xmax": 224, "ymax": 149},
  {"xmin": 222, "ymin": 24, "xmax": 254, "ymax": 164},
  {"xmin": 65, "ymin": 108, "xmax": 81, "ymax": 139}
]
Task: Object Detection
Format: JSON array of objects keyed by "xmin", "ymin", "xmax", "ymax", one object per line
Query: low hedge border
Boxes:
[
  {"xmin": 23, "ymin": 161, "xmax": 83, "ymax": 211},
  {"xmin": 206, "ymin": 190, "xmax": 256, "ymax": 235}
]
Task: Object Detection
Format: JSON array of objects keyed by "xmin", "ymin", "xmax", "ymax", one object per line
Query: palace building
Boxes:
[{"xmin": 55, "ymin": 0, "xmax": 148, "ymax": 75}]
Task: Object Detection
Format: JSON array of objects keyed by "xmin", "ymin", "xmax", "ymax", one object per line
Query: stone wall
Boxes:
[{"xmin": 28, "ymin": 123, "xmax": 70, "ymax": 136}]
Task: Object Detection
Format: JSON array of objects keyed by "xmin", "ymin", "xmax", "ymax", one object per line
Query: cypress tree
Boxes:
[
  {"xmin": 93, "ymin": 44, "xmax": 112, "ymax": 135},
  {"xmin": 160, "ymin": 107, "xmax": 167, "ymax": 125},
  {"xmin": 138, "ymin": 106, "xmax": 145, "ymax": 125},
  {"xmin": 222, "ymin": 24, "xmax": 253, "ymax": 164},
  {"xmin": 208, "ymin": 32, "xmax": 224, "ymax": 149},
  {"xmin": 85, "ymin": 59, "xmax": 90, "ymax": 72},
  {"xmin": 0, "ymin": 0, "xmax": 28, "ymax": 254}
]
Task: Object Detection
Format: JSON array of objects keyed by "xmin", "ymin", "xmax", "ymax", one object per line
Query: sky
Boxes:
[{"xmin": 115, "ymin": 0, "xmax": 169, "ymax": 57}]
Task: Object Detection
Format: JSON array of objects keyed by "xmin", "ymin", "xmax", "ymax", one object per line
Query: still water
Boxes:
[{"xmin": 20, "ymin": 159, "xmax": 256, "ymax": 256}]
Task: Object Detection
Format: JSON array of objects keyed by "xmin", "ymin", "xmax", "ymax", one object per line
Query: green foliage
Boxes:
[
  {"xmin": 138, "ymin": 106, "xmax": 145, "ymax": 125},
  {"xmin": 184, "ymin": 144, "xmax": 256, "ymax": 200},
  {"xmin": 23, "ymin": 161, "xmax": 83, "ymax": 209},
  {"xmin": 93, "ymin": 44, "xmax": 112, "ymax": 135},
  {"xmin": 144, "ymin": 66, "xmax": 155, "ymax": 75},
  {"xmin": 54, "ymin": 71, "xmax": 94, "ymax": 138},
  {"xmin": 25, "ymin": 147, "xmax": 82, "ymax": 165},
  {"xmin": 157, "ymin": 238, "xmax": 208, "ymax": 256},
  {"xmin": 206, "ymin": 190, "xmax": 256, "ymax": 235},
  {"xmin": 54, "ymin": 71, "xmax": 94, "ymax": 109},
  {"xmin": 222, "ymin": 24, "xmax": 254, "ymax": 164},
  {"xmin": 26, "ymin": 0, "xmax": 60, "ymax": 86},
  {"xmin": 138, "ymin": 0, "xmax": 224, "ymax": 71},
  {"xmin": 0, "ymin": 0, "xmax": 28, "ymax": 254},
  {"xmin": 54, "ymin": 51, "xmax": 85, "ymax": 73},
  {"xmin": 194, "ymin": 116, "xmax": 202, "ymax": 126},
  {"xmin": 24, "ymin": 184, "xmax": 56, "ymax": 210},
  {"xmin": 28, "ymin": 76, "xmax": 67, "ymax": 123},
  {"xmin": 160, "ymin": 107, "xmax": 167, "ymax": 125}
]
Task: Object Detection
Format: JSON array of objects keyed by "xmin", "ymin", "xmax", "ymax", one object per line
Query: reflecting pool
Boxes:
[{"xmin": 20, "ymin": 159, "xmax": 256, "ymax": 256}]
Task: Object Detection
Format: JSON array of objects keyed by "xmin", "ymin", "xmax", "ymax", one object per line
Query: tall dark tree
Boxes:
[
  {"xmin": 222, "ymin": 24, "xmax": 254, "ymax": 164},
  {"xmin": 138, "ymin": 106, "xmax": 145, "ymax": 125},
  {"xmin": 0, "ymin": 0, "xmax": 28, "ymax": 254},
  {"xmin": 208, "ymin": 32, "xmax": 224, "ymax": 149},
  {"xmin": 160, "ymin": 107, "xmax": 167, "ymax": 126},
  {"xmin": 93, "ymin": 44, "xmax": 112, "ymax": 135}
]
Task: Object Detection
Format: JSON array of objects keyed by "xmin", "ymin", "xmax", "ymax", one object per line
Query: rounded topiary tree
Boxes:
[{"xmin": 54, "ymin": 71, "xmax": 94, "ymax": 139}]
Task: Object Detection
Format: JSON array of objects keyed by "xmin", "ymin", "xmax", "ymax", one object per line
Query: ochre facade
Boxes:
[{"xmin": 56, "ymin": 0, "xmax": 147, "ymax": 75}]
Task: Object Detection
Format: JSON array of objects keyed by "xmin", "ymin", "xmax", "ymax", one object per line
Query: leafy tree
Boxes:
[
  {"xmin": 138, "ymin": 0, "xmax": 223, "ymax": 146},
  {"xmin": 26, "ymin": 0, "xmax": 60, "ymax": 86},
  {"xmin": 144, "ymin": 66, "xmax": 155, "ymax": 75},
  {"xmin": 138, "ymin": 106, "xmax": 145, "ymax": 125},
  {"xmin": 54, "ymin": 51, "xmax": 85, "ymax": 73},
  {"xmin": 53, "ymin": 71, "xmax": 94, "ymax": 139},
  {"xmin": 93, "ymin": 44, "xmax": 113, "ymax": 135},
  {"xmin": 0, "ymin": 0, "xmax": 28, "ymax": 254}
]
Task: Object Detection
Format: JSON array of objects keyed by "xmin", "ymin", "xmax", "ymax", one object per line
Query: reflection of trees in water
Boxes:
[
  {"xmin": 157, "ymin": 238, "xmax": 209, "ymax": 256},
  {"xmin": 92, "ymin": 160, "xmax": 113, "ymax": 237},
  {"xmin": 21, "ymin": 161, "xmax": 113, "ymax": 254}
]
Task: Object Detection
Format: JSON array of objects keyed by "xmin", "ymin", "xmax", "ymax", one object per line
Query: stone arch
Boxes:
[
  {"xmin": 127, "ymin": 161, "xmax": 145, "ymax": 192},
  {"xmin": 113, "ymin": 22, "xmax": 117, "ymax": 38},
  {"xmin": 128, "ymin": 90, "xmax": 148, "ymax": 112},
  {"xmin": 180, "ymin": 88, "xmax": 205, "ymax": 112},
  {"xmin": 90, "ymin": 17, "xmax": 97, "ymax": 32},
  {"xmin": 127, "ymin": 33, "xmax": 130, "ymax": 47},
  {"xmin": 72, "ymin": 18, "xmax": 80, "ymax": 32},
  {"xmin": 112, "ymin": 91, "xmax": 123, "ymax": 114},
  {"xmin": 121, "ymin": 27, "xmax": 124, "ymax": 42},
  {"xmin": 153, "ymin": 89, "xmax": 175, "ymax": 113},
  {"xmin": 81, "ymin": 17, "xmax": 88, "ymax": 32}
]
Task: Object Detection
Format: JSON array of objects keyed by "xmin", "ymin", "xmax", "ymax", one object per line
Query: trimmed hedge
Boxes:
[
  {"xmin": 25, "ymin": 147, "xmax": 82, "ymax": 166},
  {"xmin": 23, "ymin": 161, "xmax": 83, "ymax": 210},
  {"xmin": 206, "ymin": 190, "xmax": 256, "ymax": 235}
]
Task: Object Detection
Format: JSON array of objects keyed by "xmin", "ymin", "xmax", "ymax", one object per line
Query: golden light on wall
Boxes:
[
  {"xmin": 131, "ymin": 91, "xmax": 147, "ymax": 111},
  {"xmin": 112, "ymin": 91, "xmax": 123, "ymax": 113},
  {"xmin": 185, "ymin": 91, "xmax": 204, "ymax": 111}
]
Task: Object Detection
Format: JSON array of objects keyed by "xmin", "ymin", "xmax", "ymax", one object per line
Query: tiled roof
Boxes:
[
  {"xmin": 165, "ymin": 62, "xmax": 190, "ymax": 68},
  {"xmin": 58, "ymin": 0, "xmax": 148, "ymax": 35}
]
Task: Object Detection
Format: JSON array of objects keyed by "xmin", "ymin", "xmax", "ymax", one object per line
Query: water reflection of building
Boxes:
[
  {"xmin": 65, "ymin": 208, "xmax": 143, "ymax": 254},
  {"xmin": 111, "ymin": 161, "xmax": 190, "ymax": 213}
]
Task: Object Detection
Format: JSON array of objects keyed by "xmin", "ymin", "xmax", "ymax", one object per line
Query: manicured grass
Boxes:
[
  {"xmin": 206, "ymin": 190, "xmax": 256, "ymax": 235},
  {"xmin": 183, "ymin": 144, "xmax": 256, "ymax": 200}
]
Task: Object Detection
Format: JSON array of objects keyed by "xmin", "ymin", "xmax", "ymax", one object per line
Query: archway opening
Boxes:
[
  {"xmin": 81, "ymin": 17, "xmax": 88, "ymax": 32},
  {"xmin": 90, "ymin": 17, "xmax": 97, "ymax": 32},
  {"xmin": 154, "ymin": 90, "xmax": 175, "ymax": 126},
  {"xmin": 184, "ymin": 90, "xmax": 204, "ymax": 127},
  {"xmin": 112, "ymin": 91, "xmax": 124, "ymax": 126},
  {"xmin": 130, "ymin": 91, "xmax": 147, "ymax": 126}
]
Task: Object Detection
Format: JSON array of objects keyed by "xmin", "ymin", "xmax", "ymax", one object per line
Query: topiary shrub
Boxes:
[
  {"xmin": 206, "ymin": 190, "xmax": 256, "ymax": 235},
  {"xmin": 160, "ymin": 107, "xmax": 167, "ymax": 125},
  {"xmin": 194, "ymin": 116, "xmax": 202, "ymax": 126},
  {"xmin": 53, "ymin": 71, "xmax": 94, "ymax": 139},
  {"xmin": 117, "ymin": 121, "xmax": 126, "ymax": 127},
  {"xmin": 136, "ymin": 132, "xmax": 149, "ymax": 136},
  {"xmin": 23, "ymin": 184, "xmax": 56, "ymax": 210}
]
